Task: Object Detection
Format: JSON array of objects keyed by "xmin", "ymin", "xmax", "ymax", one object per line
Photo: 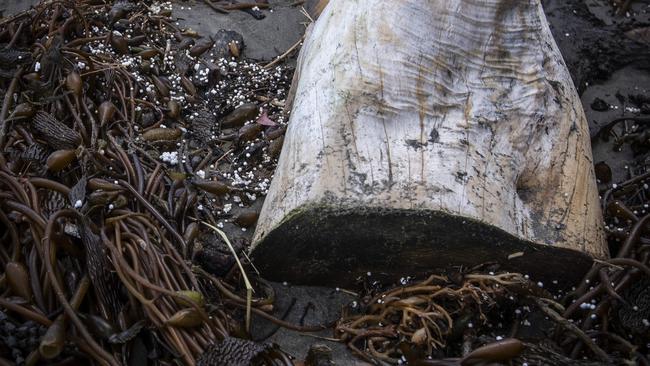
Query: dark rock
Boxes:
[
  {"xmin": 590, "ymin": 97, "xmax": 609, "ymax": 111},
  {"xmin": 211, "ymin": 29, "xmax": 245, "ymax": 61},
  {"xmin": 194, "ymin": 244, "xmax": 234, "ymax": 277},
  {"xmin": 194, "ymin": 232, "xmax": 245, "ymax": 276},
  {"xmin": 188, "ymin": 107, "xmax": 217, "ymax": 146},
  {"xmin": 594, "ymin": 161, "xmax": 612, "ymax": 183}
]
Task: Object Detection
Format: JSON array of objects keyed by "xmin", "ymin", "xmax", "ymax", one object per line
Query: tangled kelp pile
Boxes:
[
  {"xmin": 335, "ymin": 272, "xmax": 535, "ymax": 364},
  {"xmin": 334, "ymin": 244, "xmax": 649, "ymax": 365},
  {"xmin": 0, "ymin": 0, "xmax": 296, "ymax": 365}
]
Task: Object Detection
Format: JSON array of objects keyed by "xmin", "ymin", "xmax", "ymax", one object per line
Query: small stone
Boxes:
[{"xmin": 590, "ymin": 97, "xmax": 609, "ymax": 112}]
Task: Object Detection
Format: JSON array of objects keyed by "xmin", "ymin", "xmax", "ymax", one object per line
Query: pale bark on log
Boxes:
[{"xmin": 251, "ymin": 0, "xmax": 608, "ymax": 286}]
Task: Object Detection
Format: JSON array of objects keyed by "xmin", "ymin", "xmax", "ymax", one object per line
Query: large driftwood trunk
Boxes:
[{"xmin": 251, "ymin": 0, "xmax": 607, "ymax": 286}]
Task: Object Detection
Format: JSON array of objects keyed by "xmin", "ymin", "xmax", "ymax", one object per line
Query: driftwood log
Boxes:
[{"xmin": 251, "ymin": 0, "xmax": 607, "ymax": 286}]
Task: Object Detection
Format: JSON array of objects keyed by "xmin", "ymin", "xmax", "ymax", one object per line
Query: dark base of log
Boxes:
[{"xmin": 251, "ymin": 205, "xmax": 595, "ymax": 289}]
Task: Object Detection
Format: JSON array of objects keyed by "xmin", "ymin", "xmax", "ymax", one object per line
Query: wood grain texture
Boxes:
[{"xmin": 251, "ymin": 0, "xmax": 607, "ymax": 285}]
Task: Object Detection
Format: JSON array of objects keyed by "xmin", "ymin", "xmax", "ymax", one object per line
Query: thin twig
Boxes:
[{"xmin": 264, "ymin": 36, "xmax": 304, "ymax": 69}]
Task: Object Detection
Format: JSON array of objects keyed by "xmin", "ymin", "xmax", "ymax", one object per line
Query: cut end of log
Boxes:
[{"xmin": 251, "ymin": 204, "xmax": 595, "ymax": 288}]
